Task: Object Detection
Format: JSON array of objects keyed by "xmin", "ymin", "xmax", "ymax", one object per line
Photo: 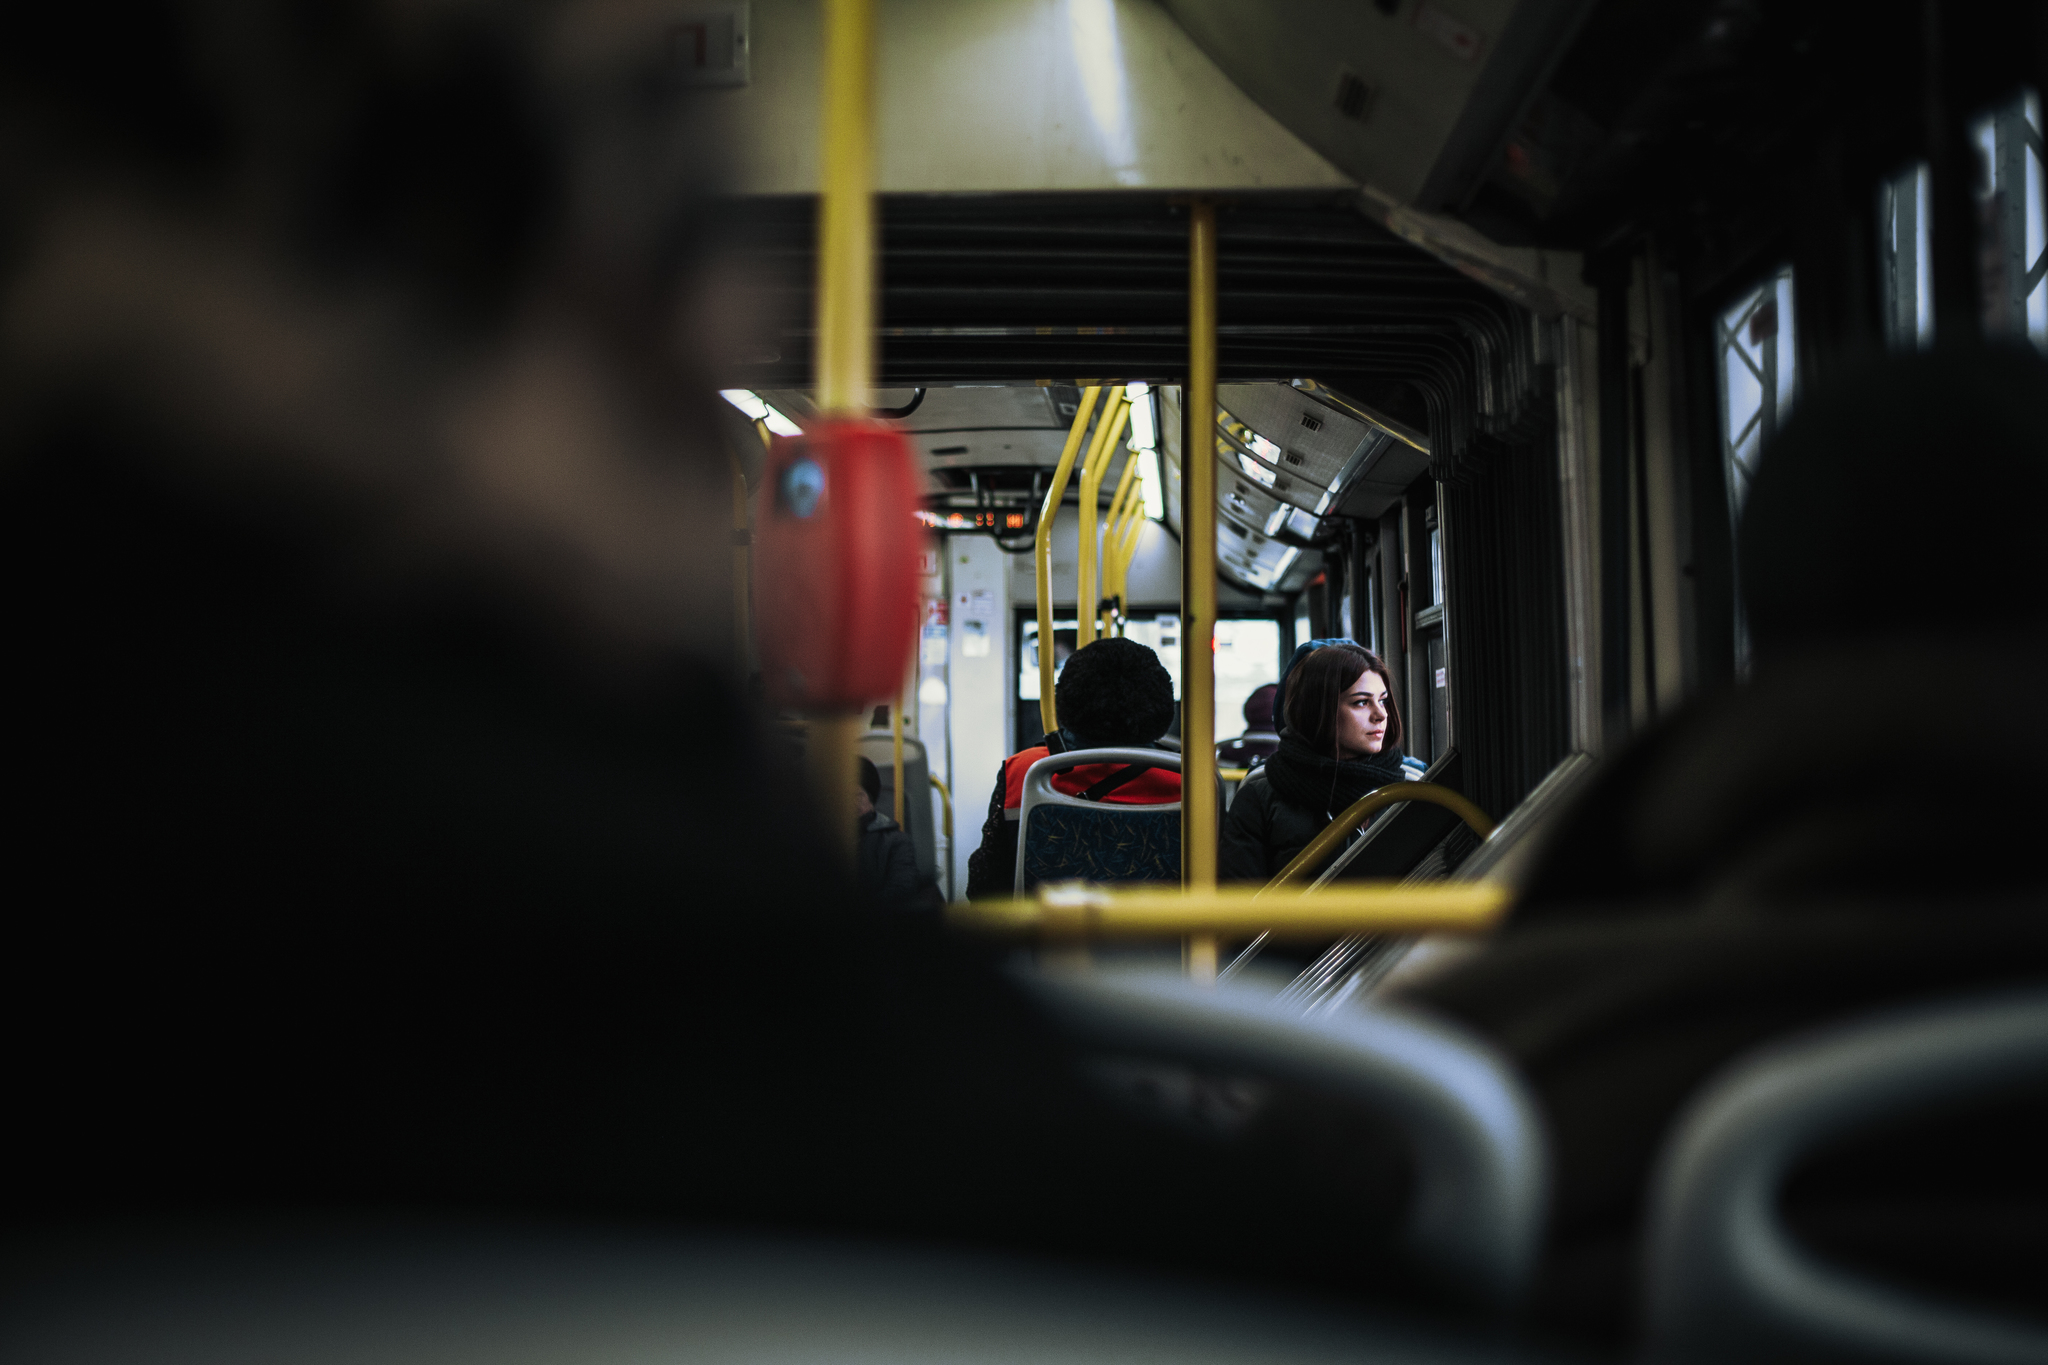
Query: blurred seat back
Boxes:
[
  {"xmin": 1643, "ymin": 989, "xmax": 2048, "ymax": 1364},
  {"xmin": 1023, "ymin": 968, "xmax": 1549, "ymax": 1310}
]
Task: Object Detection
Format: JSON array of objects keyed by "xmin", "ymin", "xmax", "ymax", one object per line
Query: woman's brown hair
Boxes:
[{"xmin": 1281, "ymin": 644, "xmax": 1404, "ymax": 757}]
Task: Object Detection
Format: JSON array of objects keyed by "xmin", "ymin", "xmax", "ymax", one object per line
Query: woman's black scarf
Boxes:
[{"xmin": 1262, "ymin": 729, "xmax": 1408, "ymax": 817}]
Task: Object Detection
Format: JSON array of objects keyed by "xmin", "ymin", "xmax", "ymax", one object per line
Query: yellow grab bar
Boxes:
[
  {"xmin": 1075, "ymin": 396, "xmax": 1131, "ymax": 649},
  {"xmin": 1218, "ymin": 767, "xmax": 1250, "ymax": 782},
  {"xmin": 1257, "ymin": 783, "xmax": 1495, "ymax": 897},
  {"xmin": 1184, "ymin": 201, "xmax": 1220, "ymax": 978},
  {"xmin": 929, "ymin": 774, "xmax": 952, "ymax": 840},
  {"xmin": 1036, "ymin": 387, "xmax": 1103, "ymax": 735},
  {"xmin": 891, "ymin": 685, "xmax": 906, "ymax": 827},
  {"xmin": 1093, "ymin": 440, "xmax": 1137, "ymax": 638},
  {"xmin": 951, "ymin": 880, "xmax": 1510, "ymax": 939}
]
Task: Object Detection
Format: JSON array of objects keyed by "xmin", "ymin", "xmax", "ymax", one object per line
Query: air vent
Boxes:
[
  {"xmin": 931, "ymin": 445, "xmax": 969, "ymax": 456},
  {"xmin": 1299, "ymin": 414, "xmax": 1323, "ymax": 433},
  {"xmin": 1334, "ymin": 71, "xmax": 1376, "ymax": 122},
  {"xmin": 1284, "ymin": 449, "xmax": 1306, "ymax": 466}
]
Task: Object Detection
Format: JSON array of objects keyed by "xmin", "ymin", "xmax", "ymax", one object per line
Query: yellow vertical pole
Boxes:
[
  {"xmin": 1183, "ymin": 202, "xmax": 1220, "ymax": 980},
  {"xmin": 1100, "ymin": 448, "xmax": 1140, "ymax": 630},
  {"xmin": 809, "ymin": 0, "xmax": 878, "ymax": 857},
  {"xmin": 816, "ymin": 0, "xmax": 875, "ymax": 415},
  {"xmin": 891, "ymin": 685, "xmax": 906, "ymax": 828},
  {"xmin": 1037, "ymin": 387, "xmax": 1103, "ymax": 736},
  {"xmin": 1111, "ymin": 490, "xmax": 1144, "ymax": 619},
  {"xmin": 1074, "ymin": 395, "xmax": 1130, "ymax": 650}
]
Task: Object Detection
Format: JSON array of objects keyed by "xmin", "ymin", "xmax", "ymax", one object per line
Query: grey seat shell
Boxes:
[
  {"xmin": 1014, "ymin": 746, "xmax": 1182, "ymax": 894},
  {"xmin": 1021, "ymin": 967, "xmax": 1549, "ymax": 1310},
  {"xmin": 1643, "ymin": 988, "xmax": 2048, "ymax": 1365}
]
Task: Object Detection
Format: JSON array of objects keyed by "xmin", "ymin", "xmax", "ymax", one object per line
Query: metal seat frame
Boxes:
[{"xmin": 1014, "ymin": 746, "xmax": 1182, "ymax": 895}]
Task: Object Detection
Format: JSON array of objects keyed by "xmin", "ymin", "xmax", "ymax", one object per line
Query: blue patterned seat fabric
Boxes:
[{"xmin": 1020, "ymin": 804, "xmax": 1180, "ymax": 890}]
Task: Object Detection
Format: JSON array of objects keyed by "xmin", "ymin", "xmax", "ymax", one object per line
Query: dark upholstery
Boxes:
[{"xmin": 1021, "ymin": 804, "xmax": 1180, "ymax": 889}]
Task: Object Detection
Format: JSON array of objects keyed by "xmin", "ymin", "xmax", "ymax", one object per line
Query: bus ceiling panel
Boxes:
[
  {"xmin": 699, "ymin": 0, "xmax": 1352, "ymax": 196},
  {"xmin": 1217, "ymin": 381, "xmax": 1381, "ymax": 504},
  {"xmin": 1161, "ymin": 0, "xmax": 1527, "ymax": 204},
  {"xmin": 918, "ymin": 428, "xmax": 1079, "ymax": 473},
  {"xmin": 725, "ymin": 198, "xmax": 1548, "ymax": 484}
]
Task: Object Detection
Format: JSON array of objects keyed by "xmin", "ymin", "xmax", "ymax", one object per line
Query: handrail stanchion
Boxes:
[
  {"xmin": 1075, "ymin": 395, "xmax": 1131, "ymax": 650},
  {"xmin": 800, "ymin": 0, "xmax": 883, "ymax": 858},
  {"xmin": 949, "ymin": 881, "xmax": 1512, "ymax": 939},
  {"xmin": 1100, "ymin": 445, "xmax": 1141, "ymax": 634},
  {"xmin": 1184, "ymin": 202, "xmax": 1221, "ymax": 980},
  {"xmin": 1255, "ymin": 783, "xmax": 1496, "ymax": 897},
  {"xmin": 1036, "ymin": 388, "xmax": 1103, "ymax": 735},
  {"xmin": 1110, "ymin": 479, "xmax": 1145, "ymax": 624},
  {"xmin": 891, "ymin": 681, "xmax": 906, "ymax": 828}
]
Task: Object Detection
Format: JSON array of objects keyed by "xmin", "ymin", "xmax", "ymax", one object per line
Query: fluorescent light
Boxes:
[
  {"xmin": 1264, "ymin": 506, "xmax": 1290, "ymax": 535},
  {"xmin": 1237, "ymin": 453, "xmax": 1276, "ymax": 488},
  {"xmin": 1272, "ymin": 547, "xmax": 1300, "ymax": 580},
  {"xmin": 1139, "ymin": 447, "xmax": 1164, "ymax": 520},
  {"xmin": 719, "ymin": 388, "xmax": 767, "ymax": 419},
  {"xmin": 719, "ymin": 388, "xmax": 801, "ymax": 437},
  {"xmin": 1127, "ymin": 385, "xmax": 1156, "ymax": 450},
  {"xmin": 918, "ymin": 676, "xmax": 949, "ymax": 706},
  {"xmin": 1248, "ymin": 432, "xmax": 1282, "ymax": 463}
]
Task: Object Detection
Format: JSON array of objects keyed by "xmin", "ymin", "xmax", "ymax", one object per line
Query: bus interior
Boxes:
[{"xmin": 6, "ymin": 2, "xmax": 2047, "ymax": 1364}]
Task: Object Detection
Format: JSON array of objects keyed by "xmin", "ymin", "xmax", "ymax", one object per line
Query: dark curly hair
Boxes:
[{"xmin": 1055, "ymin": 637, "xmax": 1175, "ymax": 745}]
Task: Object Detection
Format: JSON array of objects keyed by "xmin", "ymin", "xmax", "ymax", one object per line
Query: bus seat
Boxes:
[
  {"xmin": 1642, "ymin": 989, "xmax": 2048, "ymax": 1364},
  {"xmin": 857, "ymin": 728, "xmax": 937, "ymax": 882},
  {"xmin": 1014, "ymin": 747, "xmax": 1182, "ymax": 894},
  {"xmin": 1022, "ymin": 966, "xmax": 1548, "ymax": 1312}
]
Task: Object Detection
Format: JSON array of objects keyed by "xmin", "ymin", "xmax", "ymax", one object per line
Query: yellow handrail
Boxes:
[
  {"xmin": 1257, "ymin": 783, "xmax": 1496, "ymax": 897},
  {"xmin": 1218, "ymin": 767, "xmax": 1250, "ymax": 782},
  {"xmin": 807, "ymin": 0, "xmax": 878, "ymax": 861},
  {"xmin": 1110, "ymin": 488, "xmax": 1145, "ymax": 607},
  {"xmin": 1183, "ymin": 201, "xmax": 1220, "ymax": 979},
  {"xmin": 950, "ymin": 880, "xmax": 1510, "ymax": 938},
  {"xmin": 891, "ymin": 688, "xmax": 905, "ymax": 828},
  {"xmin": 1036, "ymin": 387, "xmax": 1102, "ymax": 734},
  {"xmin": 1074, "ymin": 394, "xmax": 1130, "ymax": 649},
  {"xmin": 929, "ymin": 773, "xmax": 952, "ymax": 840},
  {"xmin": 815, "ymin": 0, "xmax": 874, "ymax": 415},
  {"xmin": 1099, "ymin": 445, "xmax": 1142, "ymax": 632}
]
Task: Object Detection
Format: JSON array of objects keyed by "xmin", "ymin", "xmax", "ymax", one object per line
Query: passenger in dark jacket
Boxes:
[
  {"xmin": 855, "ymin": 756, "xmax": 926, "ymax": 910},
  {"xmin": 1220, "ymin": 643, "xmax": 1409, "ymax": 883},
  {"xmin": 965, "ymin": 636, "xmax": 1180, "ymax": 899}
]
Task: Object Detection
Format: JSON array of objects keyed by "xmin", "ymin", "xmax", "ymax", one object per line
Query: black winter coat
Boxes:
[
  {"xmin": 856, "ymin": 810, "xmax": 928, "ymax": 911},
  {"xmin": 1219, "ymin": 734, "xmax": 1408, "ymax": 883}
]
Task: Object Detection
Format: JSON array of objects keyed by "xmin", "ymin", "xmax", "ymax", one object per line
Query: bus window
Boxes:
[
  {"xmin": 1877, "ymin": 162, "xmax": 1934, "ymax": 351},
  {"xmin": 1970, "ymin": 88, "xmax": 2046, "ymax": 352},
  {"xmin": 1716, "ymin": 264, "xmax": 1799, "ymax": 523},
  {"xmin": 1213, "ymin": 618, "xmax": 1281, "ymax": 745}
]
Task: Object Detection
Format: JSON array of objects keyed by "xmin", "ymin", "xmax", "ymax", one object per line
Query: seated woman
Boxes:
[
  {"xmin": 965, "ymin": 637, "xmax": 1181, "ymax": 899},
  {"xmin": 1219, "ymin": 643, "xmax": 1410, "ymax": 884}
]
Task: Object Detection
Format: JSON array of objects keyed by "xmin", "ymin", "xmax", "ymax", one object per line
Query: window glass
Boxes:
[
  {"xmin": 1213, "ymin": 618, "xmax": 1282, "ymax": 744},
  {"xmin": 1969, "ymin": 89, "xmax": 2047, "ymax": 352},
  {"xmin": 1878, "ymin": 162, "xmax": 1934, "ymax": 350},
  {"xmin": 1716, "ymin": 265, "xmax": 1798, "ymax": 521},
  {"xmin": 1428, "ymin": 523, "xmax": 1444, "ymax": 608}
]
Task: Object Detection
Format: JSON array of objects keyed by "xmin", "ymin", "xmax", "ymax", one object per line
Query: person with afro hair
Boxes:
[{"xmin": 964, "ymin": 637, "xmax": 1181, "ymax": 899}]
